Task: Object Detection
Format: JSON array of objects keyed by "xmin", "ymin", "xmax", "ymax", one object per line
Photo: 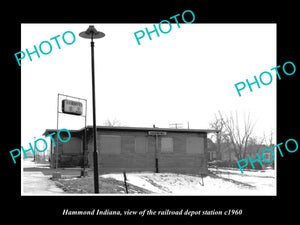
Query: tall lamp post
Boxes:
[{"xmin": 79, "ymin": 25, "xmax": 105, "ymax": 193}]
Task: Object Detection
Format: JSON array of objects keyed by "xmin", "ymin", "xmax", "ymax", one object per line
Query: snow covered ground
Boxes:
[{"xmin": 101, "ymin": 168, "xmax": 276, "ymax": 196}]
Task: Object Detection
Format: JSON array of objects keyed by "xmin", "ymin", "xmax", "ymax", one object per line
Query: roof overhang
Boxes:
[{"xmin": 43, "ymin": 126, "xmax": 219, "ymax": 136}]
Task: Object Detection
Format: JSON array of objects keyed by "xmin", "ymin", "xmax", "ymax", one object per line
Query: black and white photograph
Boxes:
[{"xmin": 20, "ymin": 23, "xmax": 276, "ymax": 196}]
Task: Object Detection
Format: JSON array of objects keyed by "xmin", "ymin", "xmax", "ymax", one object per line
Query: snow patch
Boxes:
[{"xmin": 100, "ymin": 169, "xmax": 276, "ymax": 195}]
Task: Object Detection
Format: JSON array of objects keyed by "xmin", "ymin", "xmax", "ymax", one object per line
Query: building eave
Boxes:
[{"xmin": 43, "ymin": 126, "xmax": 219, "ymax": 136}]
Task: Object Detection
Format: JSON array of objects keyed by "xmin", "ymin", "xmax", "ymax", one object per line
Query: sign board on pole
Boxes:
[
  {"xmin": 148, "ymin": 131, "xmax": 167, "ymax": 136},
  {"xmin": 62, "ymin": 99, "xmax": 83, "ymax": 115}
]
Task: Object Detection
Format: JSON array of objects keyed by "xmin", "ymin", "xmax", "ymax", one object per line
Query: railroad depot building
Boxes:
[{"xmin": 43, "ymin": 126, "xmax": 217, "ymax": 174}]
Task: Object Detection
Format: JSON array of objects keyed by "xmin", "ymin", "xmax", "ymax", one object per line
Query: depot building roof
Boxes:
[{"xmin": 43, "ymin": 126, "xmax": 218, "ymax": 136}]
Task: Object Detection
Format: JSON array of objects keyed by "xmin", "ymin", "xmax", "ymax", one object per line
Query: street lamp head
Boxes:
[{"xmin": 79, "ymin": 25, "xmax": 105, "ymax": 39}]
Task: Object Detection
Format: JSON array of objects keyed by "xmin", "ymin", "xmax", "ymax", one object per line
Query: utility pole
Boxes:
[
  {"xmin": 169, "ymin": 123, "xmax": 183, "ymax": 129},
  {"xmin": 34, "ymin": 136, "xmax": 36, "ymax": 162}
]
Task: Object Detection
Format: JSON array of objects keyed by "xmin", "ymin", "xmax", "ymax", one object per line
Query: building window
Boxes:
[
  {"xmin": 135, "ymin": 137, "xmax": 148, "ymax": 153},
  {"xmin": 161, "ymin": 137, "xmax": 173, "ymax": 153},
  {"xmin": 186, "ymin": 137, "xmax": 204, "ymax": 154},
  {"xmin": 99, "ymin": 135, "xmax": 121, "ymax": 154},
  {"xmin": 208, "ymin": 151, "xmax": 216, "ymax": 160}
]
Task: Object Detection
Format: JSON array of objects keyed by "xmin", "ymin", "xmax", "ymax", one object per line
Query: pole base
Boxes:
[
  {"xmin": 52, "ymin": 171, "xmax": 61, "ymax": 179},
  {"xmin": 80, "ymin": 169, "xmax": 88, "ymax": 177}
]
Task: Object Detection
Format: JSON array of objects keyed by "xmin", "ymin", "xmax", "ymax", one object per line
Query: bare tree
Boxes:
[
  {"xmin": 248, "ymin": 136, "xmax": 265, "ymax": 155},
  {"xmin": 263, "ymin": 129, "xmax": 274, "ymax": 148},
  {"xmin": 209, "ymin": 111, "xmax": 229, "ymax": 160},
  {"xmin": 103, "ymin": 118, "xmax": 122, "ymax": 127},
  {"xmin": 214, "ymin": 110, "xmax": 256, "ymax": 161},
  {"xmin": 227, "ymin": 111, "xmax": 256, "ymax": 160}
]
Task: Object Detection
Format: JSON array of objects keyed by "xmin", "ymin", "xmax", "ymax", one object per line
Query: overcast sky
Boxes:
[{"xmin": 21, "ymin": 23, "xmax": 276, "ymax": 146}]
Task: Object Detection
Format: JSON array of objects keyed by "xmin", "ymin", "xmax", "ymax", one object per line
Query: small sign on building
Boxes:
[
  {"xmin": 148, "ymin": 131, "xmax": 167, "ymax": 136},
  {"xmin": 62, "ymin": 99, "xmax": 83, "ymax": 115}
]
